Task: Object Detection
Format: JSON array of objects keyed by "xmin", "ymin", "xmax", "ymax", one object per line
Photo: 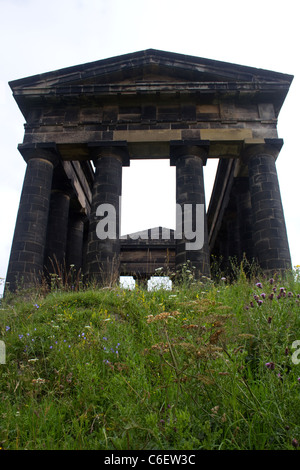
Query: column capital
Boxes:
[
  {"xmin": 18, "ymin": 142, "xmax": 60, "ymax": 166},
  {"xmin": 242, "ymin": 138, "xmax": 284, "ymax": 163},
  {"xmin": 88, "ymin": 141, "xmax": 130, "ymax": 166},
  {"xmin": 170, "ymin": 140, "xmax": 209, "ymax": 166}
]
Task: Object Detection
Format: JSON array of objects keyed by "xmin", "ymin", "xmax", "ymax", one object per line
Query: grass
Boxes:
[{"xmin": 1, "ymin": 265, "xmax": 300, "ymax": 450}]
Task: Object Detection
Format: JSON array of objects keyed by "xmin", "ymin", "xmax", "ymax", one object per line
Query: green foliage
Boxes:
[{"xmin": 0, "ymin": 267, "xmax": 300, "ymax": 450}]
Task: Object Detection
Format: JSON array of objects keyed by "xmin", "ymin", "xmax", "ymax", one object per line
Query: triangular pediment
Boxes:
[{"xmin": 9, "ymin": 48, "xmax": 293, "ymax": 91}]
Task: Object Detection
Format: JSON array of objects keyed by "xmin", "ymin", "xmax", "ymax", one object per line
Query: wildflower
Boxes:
[
  {"xmin": 265, "ymin": 362, "xmax": 275, "ymax": 370},
  {"xmin": 18, "ymin": 334, "xmax": 23, "ymax": 339},
  {"xmin": 34, "ymin": 304, "xmax": 40, "ymax": 309},
  {"xmin": 221, "ymin": 277, "xmax": 226, "ymax": 281},
  {"xmin": 268, "ymin": 293, "xmax": 274, "ymax": 300},
  {"xmin": 211, "ymin": 406, "xmax": 219, "ymax": 414},
  {"xmin": 288, "ymin": 292, "xmax": 293, "ymax": 298},
  {"xmin": 32, "ymin": 378, "xmax": 46, "ymax": 384},
  {"xmin": 103, "ymin": 337, "xmax": 108, "ymax": 341},
  {"xmin": 256, "ymin": 282, "xmax": 263, "ymax": 289},
  {"xmin": 5, "ymin": 326, "xmax": 10, "ymax": 332},
  {"xmin": 267, "ymin": 316, "xmax": 272, "ymax": 324},
  {"xmin": 280, "ymin": 287, "xmax": 285, "ymax": 293},
  {"xmin": 261, "ymin": 293, "xmax": 266, "ymax": 299},
  {"xmin": 269, "ymin": 278, "xmax": 275, "ymax": 285},
  {"xmin": 292, "ymin": 438, "xmax": 299, "ymax": 448},
  {"xmin": 257, "ymin": 300, "xmax": 263, "ymax": 306},
  {"xmin": 297, "ymin": 377, "xmax": 300, "ymax": 383}
]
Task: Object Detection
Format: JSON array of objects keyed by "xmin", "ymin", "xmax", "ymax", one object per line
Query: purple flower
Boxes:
[
  {"xmin": 292, "ymin": 438, "xmax": 299, "ymax": 448},
  {"xmin": 265, "ymin": 362, "xmax": 275, "ymax": 370},
  {"xmin": 269, "ymin": 278, "xmax": 275, "ymax": 285},
  {"xmin": 5, "ymin": 326, "xmax": 10, "ymax": 332},
  {"xmin": 261, "ymin": 293, "xmax": 266, "ymax": 299},
  {"xmin": 256, "ymin": 282, "xmax": 263, "ymax": 289},
  {"xmin": 257, "ymin": 300, "xmax": 263, "ymax": 306},
  {"xmin": 288, "ymin": 292, "xmax": 293, "ymax": 298},
  {"xmin": 268, "ymin": 293, "xmax": 274, "ymax": 300}
]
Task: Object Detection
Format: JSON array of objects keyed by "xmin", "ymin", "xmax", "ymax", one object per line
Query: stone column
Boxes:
[
  {"xmin": 86, "ymin": 143, "xmax": 129, "ymax": 284},
  {"xmin": 5, "ymin": 144, "xmax": 58, "ymax": 292},
  {"xmin": 43, "ymin": 189, "xmax": 71, "ymax": 275},
  {"xmin": 234, "ymin": 177, "xmax": 255, "ymax": 263},
  {"xmin": 66, "ymin": 211, "xmax": 86, "ymax": 271},
  {"xmin": 170, "ymin": 142, "xmax": 211, "ymax": 279},
  {"xmin": 245, "ymin": 142, "xmax": 291, "ymax": 272}
]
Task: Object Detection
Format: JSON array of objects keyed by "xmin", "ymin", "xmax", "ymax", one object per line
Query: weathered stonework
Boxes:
[{"xmin": 5, "ymin": 49, "xmax": 293, "ymax": 290}]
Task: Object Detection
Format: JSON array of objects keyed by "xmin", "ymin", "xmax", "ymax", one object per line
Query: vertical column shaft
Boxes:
[
  {"xmin": 234, "ymin": 177, "xmax": 255, "ymax": 262},
  {"xmin": 66, "ymin": 212, "xmax": 85, "ymax": 271},
  {"xmin": 43, "ymin": 189, "xmax": 71, "ymax": 274},
  {"xmin": 5, "ymin": 146, "xmax": 58, "ymax": 291},
  {"xmin": 171, "ymin": 144, "xmax": 210, "ymax": 278},
  {"xmin": 86, "ymin": 145, "xmax": 126, "ymax": 284},
  {"xmin": 246, "ymin": 144, "xmax": 291, "ymax": 272}
]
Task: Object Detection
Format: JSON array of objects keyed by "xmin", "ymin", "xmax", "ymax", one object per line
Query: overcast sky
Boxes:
[{"xmin": 0, "ymin": 0, "xmax": 299, "ymax": 292}]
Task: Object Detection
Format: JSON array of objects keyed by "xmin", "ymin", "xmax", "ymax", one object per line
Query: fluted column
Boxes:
[
  {"xmin": 244, "ymin": 142, "xmax": 291, "ymax": 272},
  {"xmin": 170, "ymin": 142, "xmax": 210, "ymax": 279},
  {"xmin": 86, "ymin": 143, "xmax": 129, "ymax": 284},
  {"xmin": 5, "ymin": 144, "xmax": 58, "ymax": 292}
]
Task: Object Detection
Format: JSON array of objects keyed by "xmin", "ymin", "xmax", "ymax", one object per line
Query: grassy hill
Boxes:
[{"xmin": 1, "ymin": 265, "xmax": 300, "ymax": 450}]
